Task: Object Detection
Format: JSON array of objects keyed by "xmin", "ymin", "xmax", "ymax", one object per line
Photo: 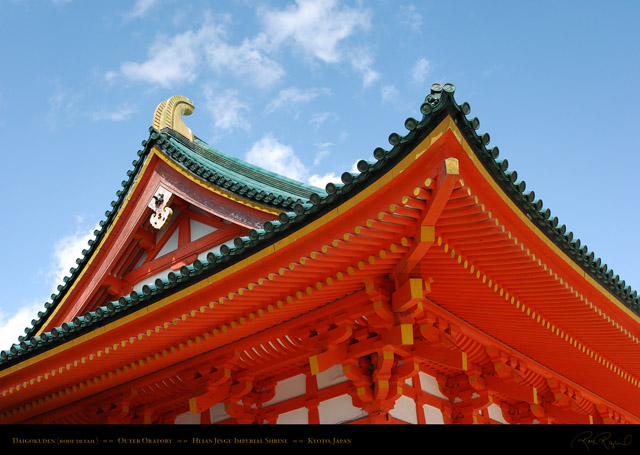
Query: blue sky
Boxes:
[{"xmin": 0, "ymin": 0, "xmax": 639, "ymax": 349}]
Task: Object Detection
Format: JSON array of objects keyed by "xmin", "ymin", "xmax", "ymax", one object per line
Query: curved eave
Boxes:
[
  {"xmin": 3, "ymin": 86, "xmax": 638, "ymax": 419},
  {"xmin": 18, "ymin": 132, "xmax": 283, "ymax": 345},
  {"xmin": 1, "ymin": 109, "xmax": 639, "ymax": 423},
  {"xmin": 6, "ymin": 86, "xmax": 640, "ymax": 363}
]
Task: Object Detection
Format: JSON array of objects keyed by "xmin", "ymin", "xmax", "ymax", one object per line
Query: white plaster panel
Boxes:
[
  {"xmin": 209, "ymin": 403, "xmax": 229, "ymax": 424},
  {"xmin": 156, "ymin": 228, "xmax": 179, "ymax": 258},
  {"xmin": 190, "ymin": 219, "xmax": 217, "ymax": 241},
  {"xmin": 277, "ymin": 407, "xmax": 309, "ymax": 424},
  {"xmin": 404, "ymin": 377, "xmax": 413, "ymax": 387},
  {"xmin": 175, "ymin": 412, "xmax": 200, "ymax": 424},
  {"xmin": 316, "ymin": 364, "xmax": 348, "ymax": 390},
  {"xmin": 389, "ymin": 395, "xmax": 418, "ymax": 424},
  {"xmin": 263, "ymin": 374, "xmax": 306, "ymax": 406},
  {"xmin": 422, "ymin": 404, "xmax": 445, "ymax": 424},
  {"xmin": 318, "ymin": 394, "xmax": 366, "ymax": 424},
  {"xmin": 419, "ymin": 372, "xmax": 448, "ymax": 400},
  {"xmin": 487, "ymin": 403, "xmax": 508, "ymax": 424}
]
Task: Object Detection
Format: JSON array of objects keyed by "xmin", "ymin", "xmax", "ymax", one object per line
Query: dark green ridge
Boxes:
[
  {"xmin": 3, "ymin": 83, "xmax": 638, "ymax": 368},
  {"xmin": 161, "ymin": 128, "xmax": 325, "ymax": 207}
]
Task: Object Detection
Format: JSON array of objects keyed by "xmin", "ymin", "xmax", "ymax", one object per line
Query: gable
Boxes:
[{"xmin": 34, "ymin": 148, "xmax": 279, "ymax": 335}]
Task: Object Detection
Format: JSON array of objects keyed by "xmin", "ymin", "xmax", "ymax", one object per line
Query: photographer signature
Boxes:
[{"xmin": 571, "ymin": 431, "xmax": 632, "ymax": 451}]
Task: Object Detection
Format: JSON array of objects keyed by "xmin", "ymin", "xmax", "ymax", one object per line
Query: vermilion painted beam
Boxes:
[
  {"xmin": 124, "ymin": 224, "xmax": 244, "ymax": 285},
  {"xmin": 132, "ymin": 228, "xmax": 156, "ymax": 251},
  {"xmin": 393, "ymin": 158, "xmax": 459, "ymax": 283},
  {"xmin": 413, "ymin": 340, "xmax": 467, "ymax": 371}
]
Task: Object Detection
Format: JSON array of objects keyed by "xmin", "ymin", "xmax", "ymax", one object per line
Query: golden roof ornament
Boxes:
[{"xmin": 152, "ymin": 95, "xmax": 195, "ymax": 141}]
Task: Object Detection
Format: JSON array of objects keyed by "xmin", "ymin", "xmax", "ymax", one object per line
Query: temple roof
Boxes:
[
  {"xmin": 2, "ymin": 83, "xmax": 638, "ymax": 368},
  {"xmin": 13, "ymin": 119, "xmax": 323, "ymax": 349},
  {"xmin": 167, "ymin": 129, "xmax": 324, "ymax": 205}
]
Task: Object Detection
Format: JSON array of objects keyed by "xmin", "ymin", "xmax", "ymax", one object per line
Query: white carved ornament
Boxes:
[{"xmin": 148, "ymin": 186, "xmax": 173, "ymax": 229}]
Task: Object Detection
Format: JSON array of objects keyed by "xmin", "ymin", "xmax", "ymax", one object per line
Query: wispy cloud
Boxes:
[
  {"xmin": 204, "ymin": 32, "xmax": 285, "ymax": 88},
  {"xmin": 397, "ymin": 4, "xmax": 423, "ymax": 34},
  {"xmin": 265, "ymin": 87, "xmax": 330, "ymax": 114},
  {"xmin": 119, "ymin": 27, "xmax": 205, "ymax": 88},
  {"xmin": 0, "ymin": 301, "xmax": 43, "ymax": 350},
  {"xmin": 245, "ymin": 135, "xmax": 308, "ymax": 182},
  {"xmin": 262, "ymin": 0, "xmax": 376, "ymax": 86},
  {"xmin": 308, "ymin": 172, "xmax": 340, "ymax": 189},
  {"xmin": 124, "ymin": 0, "xmax": 161, "ymax": 21},
  {"xmin": 0, "ymin": 218, "xmax": 98, "ymax": 350},
  {"xmin": 308, "ymin": 160, "xmax": 359, "ymax": 189},
  {"xmin": 47, "ymin": 220, "xmax": 98, "ymax": 292},
  {"xmin": 349, "ymin": 49, "xmax": 379, "ymax": 88},
  {"xmin": 45, "ymin": 83, "xmax": 78, "ymax": 128},
  {"xmin": 312, "ymin": 142, "xmax": 333, "ymax": 166},
  {"xmin": 483, "ymin": 64, "xmax": 504, "ymax": 76},
  {"xmin": 203, "ymin": 86, "xmax": 250, "ymax": 134},
  {"xmin": 412, "ymin": 57, "xmax": 431, "ymax": 84},
  {"xmin": 92, "ymin": 105, "xmax": 137, "ymax": 121},
  {"xmin": 116, "ymin": 16, "xmax": 284, "ymax": 89},
  {"xmin": 309, "ymin": 112, "xmax": 337, "ymax": 127},
  {"xmin": 263, "ymin": 0, "xmax": 371, "ymax": 64},
  {"xmin": 381, "ymin": 85, "xmax": 399, "ymax": 103}
]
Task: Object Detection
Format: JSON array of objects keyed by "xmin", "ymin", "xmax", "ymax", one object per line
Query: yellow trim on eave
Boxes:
[
  {"xmin": 8, "ymin": 115, "xmax": 637, "ymax": 380},
  {"xmin": 1, "ymin": 118, "xmax": 453, "ymax": 379},
  {"xmin": 34, "ymin": 147, "xmax": 282, "ymax": 337},
  {"xmin": 446, "ymin": 120, "xmax": 640, "ymax": 326},
  {"xmin": 34, "ymin": 150, "xmax": 158, "ymax": 336}
]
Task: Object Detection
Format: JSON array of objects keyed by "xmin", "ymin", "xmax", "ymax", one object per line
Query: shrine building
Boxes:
[{"xmin": 1, "ymin": 85, "xmax": 639, "ymax": 424}]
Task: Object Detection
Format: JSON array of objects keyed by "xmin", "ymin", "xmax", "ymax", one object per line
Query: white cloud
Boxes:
[
  {"xmin": 117, "ymin": 17, "xmax": 284, "ymax": 89},
  {"xmin": 312, "ymin": 142, "xmax": 333, "ymax": 166},
  {"xmin": 0, "ymin": 302, "xmax": 43, "ymax": 350},
  {"xmin": 245, "ymin": 136, "xmax": 307, "ymax": 181},
  {"xmin": 47, "ymin": 223, "xmax": 98, "ymax": 292},
  {"xmin": 308, "ymin": 172, "xmax": 340, "ymax": 189},
  {"xmin": 397, "ymin": 4, "xmax": 423, "ymax": 33},
  {"xmin": 483, "ymin": 64, "xmax": 504, "ymax": 76},
  {"xmin": 350, "ymin": 50, "xmax": 380, "ymax": 88},
  {"xmin": 204, "ymin": 32, "xmax": 285, "ymax": 88},
  {"xmin": 0, "ymin": 220, "xmax": 97, "ymax": 350},
  {"xmin": 263, "ymin": 0, "xmax": 371, "ymax": 64},
  {"xmin": 124, "ymin": 0, "xmax": 160, "ymax": 21},
  {"xmin": 92, "ymin": 105, "xmax": 136, "ymax": 121},
  {"xmin": 309, "ymin": 112, "xmax": 337, "ymax": 127},
  {"xmin": 265, "ymin": 87, "xmax": 330, "ymax": 114},
  {"xmin": 308, "ymin": 160, "xmax": 359, "ymax": 189},
  {"xmin": 412, "ymin": 57, "xmax": 431, "ymax": 84},
  {"xmin": 203, "ymin": 86, "xmax": 250, "ymax": 133},
  {"xmin": 381, "ymin": 85, "xmax": 399, "ymax": 103},
  {"xmin": 245, "ymin": 136, "xmax": 359, "ymax": 188},
  {"xmin": 46, "ymin": 83, "xmax": 78, "ymax": 128},
  {"xmin": 120, "ymin": 27, "xmax": 205, "ymax": 88}
]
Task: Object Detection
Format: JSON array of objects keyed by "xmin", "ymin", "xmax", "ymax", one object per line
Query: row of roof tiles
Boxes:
[{"xmin": 3, "ymin": 83, "xmax": 638, "ymax": 367}]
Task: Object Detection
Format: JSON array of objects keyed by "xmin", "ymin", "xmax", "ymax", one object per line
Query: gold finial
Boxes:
[{"xmin": 152, "ymin": 95, "xmax": 195, "ymax": 141}]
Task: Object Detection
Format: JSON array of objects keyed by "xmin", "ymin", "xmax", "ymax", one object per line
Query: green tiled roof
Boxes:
[
  {"xmin": 161, "ymin": 128, "xmax": 325, "ymax": 207},
  {"xmin": 2, "ymin": 83, "xmax": 638, "ymax": 367}
]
